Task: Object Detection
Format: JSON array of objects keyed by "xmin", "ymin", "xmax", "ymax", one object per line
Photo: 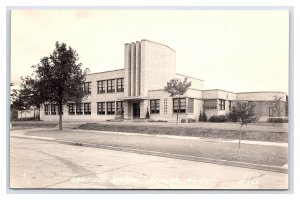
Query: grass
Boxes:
[
  {"xmin": 25, "ymin": 129, "xmax": 288, "ymax": 167},
  {"xmin": 78, "ymin": 123, "xmax": 288, "ymax": 143},
  {"xmin": 11, "ymin": 121, "xmax": 57, "ymax": 129}
]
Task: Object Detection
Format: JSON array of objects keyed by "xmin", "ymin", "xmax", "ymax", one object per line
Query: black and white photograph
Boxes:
[{"xmin": 9, "ymin": 9, "xmax": 289, "ymax": 190}]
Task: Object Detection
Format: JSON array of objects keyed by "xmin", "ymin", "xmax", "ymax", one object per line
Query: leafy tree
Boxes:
[
  {"xmin": 270, "ymin": 95, "xmax": 283, "ymax": 125},
  {"xmin": 164, "ymin": 78, "xmax": 191, "ymax": 124},
  {"xmin": 228, "ymin": 101, "xmax": 258, "ymax": 148},
  {"xmin": 11, "ymin": 88, "xmax": 31, "ymax": 120},
  {"xmin": 23, "ymin": 41, "xmax": 87, "ymax": 130}
]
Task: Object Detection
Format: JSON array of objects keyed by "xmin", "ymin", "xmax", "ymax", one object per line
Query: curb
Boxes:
[{"xmin": 11, "ymin": 135, "xmax": 288, "ymax": 174}]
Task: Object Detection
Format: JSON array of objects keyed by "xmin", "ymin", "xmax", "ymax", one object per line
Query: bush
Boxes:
[
  {"xmin": 145, "ymin": 108, "xmax": 150, "ymax": 119},
  {"xmin": 267, "ymin": 117, "xmax": 288, "ymax": 123},
  {"xmin": 148, "ymin": 119, "xmax": 168, "ymax": 123},
  {"xmin": 208, "ymin": 115, "xmax": 227, "ymax": 123},
  {"xmin": 188, "ymin": 118, "xmax": 196, "ymax": 123},
  {"xmin": 181, "ymin": 119, "xmax": 186, "ymax": 123}
]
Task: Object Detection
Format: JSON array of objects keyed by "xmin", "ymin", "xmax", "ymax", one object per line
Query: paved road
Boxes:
[{"xmin": 10, "ymin": 137, "xmax": 288, "ymax": 189}]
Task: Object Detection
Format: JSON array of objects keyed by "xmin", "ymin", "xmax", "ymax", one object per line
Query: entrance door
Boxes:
[{"xmin": 132, "ymin": 102, "xmax": 140, "ymax": 119}]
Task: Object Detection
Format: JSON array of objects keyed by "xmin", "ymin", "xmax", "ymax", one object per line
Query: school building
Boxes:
[{"xmin": 40, "ymin": 39, "xmax": 288, "ymax": 122}]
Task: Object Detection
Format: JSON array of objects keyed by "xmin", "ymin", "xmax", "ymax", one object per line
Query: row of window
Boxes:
[
  {"xmin": 84, "ymin": 78, "xmax": 124, "ymax": 95},
  {"xmin": 45, "ymin": 98, "xmax": 197, "ymax": 116},
  {"xmin": 204, "ymin": 99, "xmax": 232, "ymax": 110}
]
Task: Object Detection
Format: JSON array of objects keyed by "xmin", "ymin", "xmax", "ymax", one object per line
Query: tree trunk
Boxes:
[
  {"xmin": 33, "ymin": 107, "xmax": 36, "ymax": 120},
  {"xmin": 176, "ymin": 95, "xmax": 181, "ymax": 125},
  {"xmin": 59, "ymin": 103, "xmax": 63, "ymax": 131},
  {"xmin": 239, "ymin": 124, "xmax": 243, "ymax": 148}
]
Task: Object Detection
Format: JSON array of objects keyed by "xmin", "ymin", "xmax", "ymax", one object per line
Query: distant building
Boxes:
[{"xmin": 39, "ymin": 39, "xmax": 288, "ymax": 122}]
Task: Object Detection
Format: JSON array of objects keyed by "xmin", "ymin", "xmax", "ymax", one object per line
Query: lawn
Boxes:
[{"xmin": 78, "ymin": 123, "xmax": 288, "ymax": 143}]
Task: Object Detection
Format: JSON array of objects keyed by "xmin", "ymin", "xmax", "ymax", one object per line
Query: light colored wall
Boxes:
[
  {"xmin": 176, "ymin": 74, "xmax": 204, "ymax": 91},
  {"xmin": 141, "ymin": 40, "xmax": 176, "ymax": 96},
  {"xmin": 203, "ymin": 89, "xmax": 236, "ymax": 100},
  {"xmin": 236, "ymin": 92, "xmax": 287, "ymax": 101}
]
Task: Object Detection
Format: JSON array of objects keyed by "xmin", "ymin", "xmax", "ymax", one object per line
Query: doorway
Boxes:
[{"xmin": 132, "ymin": 102, "xmax": 140, "ymax": 119}]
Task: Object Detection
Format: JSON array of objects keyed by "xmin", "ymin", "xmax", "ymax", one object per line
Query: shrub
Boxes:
[
  {"xmin": 267, "ymin": 117, "xmax": 288, "ymax": 123},
  {"xmin": 188, "ymin": 118, "xmax": 196, "ymax": 123},
  {"xmin": 208, "ymin": 115, "xmax": 227, "ymax": 123},
  {"xmin": 199, "ymin": 112, "xmax": 208, "ymax": 122},
  {"xmin": 181, "ymin": 119, "xmax": 186, "ymax": 123},
  {"xmin": 145, "ymin": 108, "xmax": 150, "ymax": 119}
]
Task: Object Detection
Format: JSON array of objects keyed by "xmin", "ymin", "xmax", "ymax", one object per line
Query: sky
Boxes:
[{"xmin": 11, "ymin": 9, "xmax": 289, "ymax": 93}]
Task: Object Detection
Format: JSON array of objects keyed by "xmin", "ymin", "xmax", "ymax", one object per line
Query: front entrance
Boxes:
[{"xmin": 132, "ymin": 102, "xmax": 140, "ymax": 119}]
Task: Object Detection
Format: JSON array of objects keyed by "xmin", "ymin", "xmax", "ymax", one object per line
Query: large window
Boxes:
[
  {"xmin": 117, "ymin": 78, "xmax": 124, "ymax": 92},
  {"xmin": 188, "ymin": 98, "xmax": 194, "ymax": 113},
  {"xmin": 150, "ymin": 100, "xmax": 160, "ymax": 114},
  {"xmin": 116, "ymin": 101, "xmax": 124, "ymax": 114},
  {"xmin": 58, "ymin": 105, "xmax": 63, "ymax": 115},
  {"xmin": 219, "ymin": 99, "xmax": 225, "ymax": 110},
  {"xmin": 68, "ymin": 103, "xmax": 75, "ymax": 115},
  {"xmin": 44, "ymin": 104, "xmax": 50, "ymax": 115},
  {"xmin": 76, "ymin": 103, "xmax": 83, "ymax": 115},
  {"xmin": 84, "ymin": 82, "xmax": 91, "ymax": 94},
  {"xmin": 204, "ymin": 100, "xmax": 217, "ymax": 110},
  {"xmin": 173, "ymin": 98, "xmax": 186, "ymax": 113},
  {"xmin": 107, "ymin": 102, "xmax": 115, "ymax": 115},
  {"xmin": 51, "ymin": 104, "xmax": 57, "ymax": 115},
  {"xmin": 107, "ymin": 79, "xmax": 115, "ymax": 93},
  {"xmin": 84, "ymin": 103, "xmax": 91, "ymax": 115},
  {"xmin": 97, "ymin": 102, "xmax": 105, "ymax": 115},
  {"xmin": 97, "ymin": 80, "xmax": 106, "ymax": 94}
]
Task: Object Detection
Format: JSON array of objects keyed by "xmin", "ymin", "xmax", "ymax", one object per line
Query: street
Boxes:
[{"xmin": 10, "ymin": 137, "xmax": 288, "ymax": 189}]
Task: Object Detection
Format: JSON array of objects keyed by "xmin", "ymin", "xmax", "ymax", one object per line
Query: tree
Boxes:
[
  {"xmin": 11, "ymin": 88, "xmax": 31, "ymax": 120},
  {"xmin": 228, "ymin": 101, "xmax": 258, "ymax": 148},
  {"xmin": 24, "ymin": 41, "xmax": 87, "ymax": 130},
  {"xmin": 270, "ymin": 95, "xmax": 283, "ymax": 125},
  {"xmin": 164, "ymin": 78, "xmax": 191, "ymax": 124}
]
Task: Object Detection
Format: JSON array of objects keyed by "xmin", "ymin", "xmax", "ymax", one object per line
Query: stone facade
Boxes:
[{"xmin": 39, "ymin": 39, "xmax": 288, "ymax": 122}]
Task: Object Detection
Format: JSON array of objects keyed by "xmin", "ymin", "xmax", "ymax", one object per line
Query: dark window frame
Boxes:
[
  {"xmin": 106, "ymin": 101, "xmax": 115, "ymax": 115},
  {"xmin": 84, "ymin": 103, "xmax": 91, "ymax": 115},
  {"xmin": 117, "ymin": 78, "xmax": 124, "ymax": 92},
  {"xmin": 76, "ymin": 103, "xmax": 83, "ymax": 115},
  {"xmin": 44, "ymin": 104, "xmax": 50, "ymax": 115},
  {"xmin": 150, "ymin": 99, "xmax": 160, "ymax": 114},
  {"xmin": 107, "ymin": 79, "xmax": 115, "ymax": 93},
  {"xmin": 219, "ymin": 99, "xmax": 225, "ymax": 110},
  {"xmin": 173, "ymin": 98, "xmax": 186, "ymax": 113},
  {"xmin": 84, "ymin": 82, "xmax": 92, "ymax": 94},
  {"xmin": 51, "ymin": 104, "xmax": 57, "ymax": 115},
  {"xmin": 68, "ymin": 103, "xmax": 75, "ymax": 115},
  {"xmin": 97, "ymin": 80, "xmax": 106, "ymax": 94},
  {"xmin": 116, "ymin": 101, "xmax": 124, "ymax": 114},
  {"xmin": 97, "ymin": 102, "xmax": 105, "ymax": 115}
]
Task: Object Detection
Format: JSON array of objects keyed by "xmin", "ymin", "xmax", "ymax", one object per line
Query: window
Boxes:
[
  {"xmin": 58, "ymin": 105, "xmax": 63, "ymax": 115},
  {"xmin": 68, "ymin": 103, "xmax": 75, "ymax": 115},
  {"xmin": 150, "ymin": 100, "xmax": 160, "ymax": 114},
  {"xmin": 107, "ymin": 79, "xmax": 115, "ymax": 93},
  {"xmin": 219, "ymin": 99, "xmax": 225, "ymax": 110},
  {"xmin": 84, "ymin": 82, "xmax": 91, "ymax": 94},
  {"xmin": 204, "ymin": 100, "xmax": 217, "ymax": 110},
  {"xmin": 173, "ymin": 98, "xmax": 186, "ymax": 113},
  {"xmin": 117, "ymin": 78, "xmax": 124, "ymax": 92},
  {"xmin": 76, "ymin": 103, "xmax": 83, "ymax": 115},
  {"xmin": 188, "ymin": 98, "xmax": 194, "ymax": 113},
  {"xmin": 97, "ymin": 80, "xmax": 106, "ymax": 94},
  {"xmin": 116, "ymin": 101, "xmax": 124, "ymax": 114},
  {"xmin": 84, "ymin": 103, "xmax": 91, "ymax": 115},
  {"xmin": 229, "ymin": 100, "xmax": 232, "ymax": 110},
  {"xmin": 44, "ymin": 104, "xmax": 50, "ymax": 115},
  {"xmin": 107, "ymin": 102, "xmax": 115, "ymax": 115},
  {"xmin": 51, "ymin": 104, "xmax": 57, "ymax": 115},
  {"xmin": 164, "ymin": 98, "xmax": 168, "ymax": 114},
  {"xmin": 97, "ymin": 102, "xmax": 105, "ymax": 115}
]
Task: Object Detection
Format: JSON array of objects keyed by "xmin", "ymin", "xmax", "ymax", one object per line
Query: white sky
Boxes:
[{"xmin": 11, "ymin": 9, "xmax": 289, "ymax": 93}]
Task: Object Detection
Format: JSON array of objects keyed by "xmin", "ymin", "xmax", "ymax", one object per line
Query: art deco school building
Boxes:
[{"xmin": 40, "ymin": 39, "xmax": 288, "ymax": 122}]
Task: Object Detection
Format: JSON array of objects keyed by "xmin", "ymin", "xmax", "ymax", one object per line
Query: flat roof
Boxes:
[
  {"xmin": 176, "ymin": 73, "xmax": 204, "ymax": 82},
  {"xmin": 86, "ymin": 68, "xmax": 124, "ymax": 76},
  {"xmin": 203, "ymin": 89, "xmax": 236, "ymax": 94}
]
